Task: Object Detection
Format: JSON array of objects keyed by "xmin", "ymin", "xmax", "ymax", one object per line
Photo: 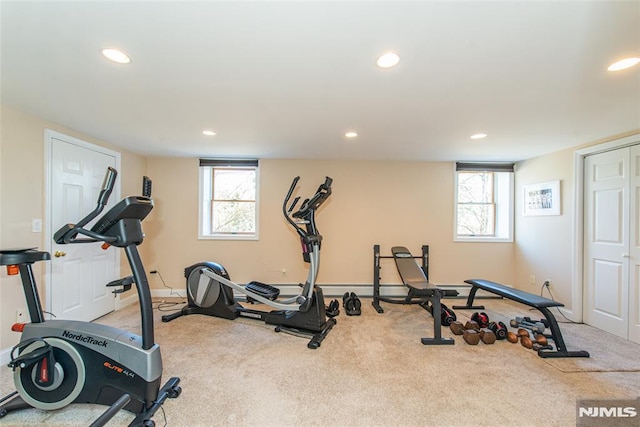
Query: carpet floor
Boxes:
[{"xmin": 1, "ymin": 298, "xmax": 638, "ymax": 426}]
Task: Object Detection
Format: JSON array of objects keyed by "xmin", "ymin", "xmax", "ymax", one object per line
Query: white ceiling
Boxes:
[{"xmin": 2, "ymin": 1, "xmax": 639, "ymax": 162}]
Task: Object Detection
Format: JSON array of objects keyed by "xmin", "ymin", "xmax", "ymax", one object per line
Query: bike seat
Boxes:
[{"xmin": 0, "ymin": 248, "xmax": 51, "ymax": 266}]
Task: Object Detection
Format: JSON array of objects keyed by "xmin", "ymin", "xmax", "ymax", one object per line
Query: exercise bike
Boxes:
[
  {"xmin": 162, "ymin": 176, "xmax": 336, "ymax": 349},
  {"xmin": 0, "ymin": 168, "xmax": 181, "ymax": 426}
]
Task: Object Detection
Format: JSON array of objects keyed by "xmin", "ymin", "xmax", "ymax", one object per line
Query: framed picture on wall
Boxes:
[{"xmin": 523, "ymin": 180, "xmax": 561, "ymax": 216}]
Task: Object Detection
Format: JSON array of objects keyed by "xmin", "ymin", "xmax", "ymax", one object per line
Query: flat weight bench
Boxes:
[
  {"xmin": 372, "ymin": 245, "xmax": 454, "ymax": 346},
  {"xmin": 453, "ymin": 279, "xmax": 589, "ymax": 358}
]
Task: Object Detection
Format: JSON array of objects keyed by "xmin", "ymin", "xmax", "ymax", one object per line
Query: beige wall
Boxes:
[
  {"xmin": 514, "ymin": 147, "xmax": 576, "ymax": 303},
  {"xmin": 0, "ymin": 106, "xmax": 147, "ymax": 352},
  {"xmin": 145, "ymin": 157, "xmax": 515, "ymax": 292}
]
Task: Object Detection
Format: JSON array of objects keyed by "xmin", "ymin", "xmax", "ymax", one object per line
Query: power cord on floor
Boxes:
[
  {"xmin": 538, "ymin": 281, "xmax": 582, "ymax": 324},
  {"xmin": 149, "ymin": 270, "xmax": 186, "ymax": 312}
]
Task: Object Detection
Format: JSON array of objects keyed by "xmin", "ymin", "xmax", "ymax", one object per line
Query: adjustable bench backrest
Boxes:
[{"xmin": 392, "ymin": 246, "xmax": 434, "ymax": 291}]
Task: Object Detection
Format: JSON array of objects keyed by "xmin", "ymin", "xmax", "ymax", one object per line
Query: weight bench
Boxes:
[
  {"xmin": 372, "ymin": 245, "xmax": 454, "ymax": 346},
  {"xmin": 453, "ymin": 279, "xmax": 589, "ymax": 358}
]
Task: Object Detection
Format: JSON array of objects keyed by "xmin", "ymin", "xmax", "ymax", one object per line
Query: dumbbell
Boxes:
[
  {"xmin": 523, "ymin": 316, "xmax": 549, "ymax": 328},
  {"xmin": 426, "ymin": 302, "xmax": 457, "ymax": 326},
  {"xmin": 533, "ymin": 343, "xmax": 553, "ymax": 351},
  {"xmin": 479, "ymin": 328, "xmax": 497, "ymax": 344},
  {"xmin": 450, "ymin": 321, "xmax": 495, "ymax": 344},
  {"xmin": 471, "ymin": 312, "xmax": 490, "ymax": 328},
  {"xmin": 450, "ymin": 319, "xmax": 480, "ymax": 333},
  {"xmin": 487, "ymin": 321, "xmax": 508, "ymax": 340},
  {"xmin": 509, "ymin": 317, "xmax": 546, "ymax": 334},
  {"xmin": 463, "ymin": 311, "xmax": 507, "ymax": 340},
  {"xmin": 450, "ymin": 321, "xmax": 478, "ymax": 345},
  {"xmin": 463, "ymin": 328, "xmax": 496, "ymax": 345},
  {"xmin": 507, "ymin": 329, "xmax": 552, "ymax": 350}
]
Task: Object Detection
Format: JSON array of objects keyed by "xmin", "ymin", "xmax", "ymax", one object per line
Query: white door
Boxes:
[
  {"xmin": 583, "ymin": 145, "xmax": 640, "ymax": 344},
  {"xmin": 46, "ymin": 131, "xmax": 120, "ymax": 322},
  {"xmin": 584, "ymin": 147, "xmax": 628, "ymax": 338},
  {"xmin": 628, "ymin": 145, "xmax": 640, "ymax": 344}
]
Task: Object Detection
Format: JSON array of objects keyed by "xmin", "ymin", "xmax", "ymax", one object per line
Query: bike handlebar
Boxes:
[{"xmin": 53, "ymin": 167, "xmax": 120, "ymax": 244}]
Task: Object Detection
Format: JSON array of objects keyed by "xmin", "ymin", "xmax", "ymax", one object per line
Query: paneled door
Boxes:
[
  {"xmin": 47, "ymin": 131, "xmax": 120, "ymax": 321},
  {"xmin": 583, "ymin": 145, "xmax": 640, "ymax": 344}
]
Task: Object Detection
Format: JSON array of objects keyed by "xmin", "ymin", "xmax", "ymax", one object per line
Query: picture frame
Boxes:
[{"xmin": 523, "ymin": 180, "xmax": 561, "ymax": 216}]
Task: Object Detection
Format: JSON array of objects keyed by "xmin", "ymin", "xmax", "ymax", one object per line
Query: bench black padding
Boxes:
[
  {"xmin": 391, "ymin": 246, "xmax": 435, "ymax": 292},
  {"xmin": 372, "ymin": 245, "xmax": 454, "ymax": 346},
  {"xmin": 453, "ymin": 279, "xmax": 589, "ymax": 358}
]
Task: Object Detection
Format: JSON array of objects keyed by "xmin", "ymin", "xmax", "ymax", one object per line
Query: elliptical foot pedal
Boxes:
[{"xmin": 246, "ymin": 281, "xmax": 280, "ymax": 303}]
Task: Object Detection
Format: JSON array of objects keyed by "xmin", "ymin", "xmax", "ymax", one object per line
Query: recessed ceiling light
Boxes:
[
  {"xmin": 202, "ymin": 130, "xmax": 216, "ymax": 136},
  {"xmin": 376, "ymin": 52, "xmax": 400, "ymax": 69},
  {"xmin": 607, "ymin": 57, "xmax": 640, "ymax": 71},
  {"xmin": 101, "ymin": 48, "xmax": 131, "ymax": 64},
  {"xmin": 470, "ymin": 133, "xmax": 487, "ymax": 139},
  {"xmin": 345, "ymin": 131, "xmax": 358, "ymax": 138}
]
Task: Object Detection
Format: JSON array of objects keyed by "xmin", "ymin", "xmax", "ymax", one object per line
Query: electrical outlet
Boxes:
[
  {"xmin": 544, "ymin": 280, "xmax": 551, "ymax": 288},
  {"xmin": 281, "ymin": 268, "xmax": 287, "ymax": 277},
  {"xmin": 529, "ymin": 275, "xmax": 536, "ymax": 285},
  {"xmin": 16, "ymin": 308, "xmax": 27, "ymax": 323}
]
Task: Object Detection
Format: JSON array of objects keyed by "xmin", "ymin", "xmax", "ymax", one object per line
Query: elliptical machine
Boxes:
[
  {"xmin": 162, "ymin": 176, "xmax": 336, "ymax": 349},
  {"xmin": 0, "ymin": 168, "xmax": 181, "ymax": 426}
]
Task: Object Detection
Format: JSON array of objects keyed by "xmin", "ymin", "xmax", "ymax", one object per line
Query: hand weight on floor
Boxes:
[
  {"xmin": 450, "ymin": 321, "xmax": 465, "ymax": 335},
  {"xmin": 471, "ymin": 312, "xmax": 490, "ymax": 328},
  {"xmin": 426, "ymin": 302, "xmax": 457, "ymax": 326},
  {"xmin": 479, "ymin": 328, "xmax": 496, "ymax": 344},
  {"xmin": 464, "ymin": 320, "xmax": 480, "ymax": 331},
  {"xmin": 463, "ymin": 329, "xmax": 480, "ymax": 345},
  {"xmin": 488, "ymin": 321, "xmax": 508, "ymax": 340}
]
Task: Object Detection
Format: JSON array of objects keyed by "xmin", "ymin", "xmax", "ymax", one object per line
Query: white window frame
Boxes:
[
  {"xmin": 199, "ymin": 161, "xmax": 260, "ymax": 240},
  {"xmin": 453, "ymin": 163, "xmax": 514, "ymax": 243}
]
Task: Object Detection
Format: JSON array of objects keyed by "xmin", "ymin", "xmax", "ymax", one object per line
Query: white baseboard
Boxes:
[
  {"xmin": 116, "ymin": 292, "xmax": 141, "ymax": 309},
  {"xmin": 0, "ymin": 346, "xmax": 11, "ymax": 366}
]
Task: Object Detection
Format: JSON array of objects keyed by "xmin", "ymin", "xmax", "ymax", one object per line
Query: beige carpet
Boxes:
[{"xmin": 1, "ymin": 298, "xmax": 639, "ymax": 427}]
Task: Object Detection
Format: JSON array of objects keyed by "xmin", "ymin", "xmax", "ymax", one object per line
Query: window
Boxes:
[
  {"xmin": 199, "ymin": 159, "xmax": 259, "ymax": 239},
  {"xmin": 454, "ymin": 162, "xmax": 514, "ymax": 242}
]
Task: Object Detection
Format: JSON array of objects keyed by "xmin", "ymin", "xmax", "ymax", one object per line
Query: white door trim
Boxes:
[
  {"xmin": 572, "ymin": 133, "xmax": 640, "ymax": 323},
  {"xmin": 43, "ymin": 129, "xmax": 122, "ymax": 315}
]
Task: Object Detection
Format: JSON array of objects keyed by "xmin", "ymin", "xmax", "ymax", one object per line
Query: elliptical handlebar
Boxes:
[
  {"xmin": 283, "ymin": 176, "xmax": 332, "ymax": 239},
  {"xmin": 53, "ymin": 167, "xmax": 118, "ymax": 244}
]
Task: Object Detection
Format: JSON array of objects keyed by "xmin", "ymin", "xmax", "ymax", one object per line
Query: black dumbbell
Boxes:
[
  {"xmin": 427, "ymin": 302, "xmax": 457, "ymax": 326},
  {"xmin": 342, "ymin": 292, "xmax": 361, "ymax": 316},
  {"xmin": 471, "ymin": 312, "xmax": 490, "ymax": 328},
  {"xmin": 488, "ymin": 321, "xmax": 508, "ymax": 340}
]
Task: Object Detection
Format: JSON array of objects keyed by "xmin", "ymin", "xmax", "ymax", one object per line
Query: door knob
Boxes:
[
  {"xmin": 54, "ymin": 251, "xmax": 66, "ymax": 258},
  {"xmin": 622, "ymin": 253, "xmax": 630, "ymax": 258}
]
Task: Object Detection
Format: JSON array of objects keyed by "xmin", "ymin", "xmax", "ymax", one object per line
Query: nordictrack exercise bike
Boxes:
[
  {"xmin": 0, "ymin": 168, "xmax": 181, "ymax": 426},
  {"xmin": 162, "ymin": 176, "xmax": 336, "ymax": 349}
]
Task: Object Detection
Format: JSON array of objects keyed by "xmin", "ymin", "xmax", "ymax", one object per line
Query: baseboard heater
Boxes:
[{"xmin": 233, "ymin": 283, "xmax": 502, "ymax": 300}]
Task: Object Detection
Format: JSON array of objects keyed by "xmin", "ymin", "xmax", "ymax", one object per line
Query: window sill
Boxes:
[
  {"xmin": 199, "ymin": 234, "xmax": 259, "ymax": 241},
  {"xmin": 454, "ymin": 236, "xmax": 513, "ymax": 243}
]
